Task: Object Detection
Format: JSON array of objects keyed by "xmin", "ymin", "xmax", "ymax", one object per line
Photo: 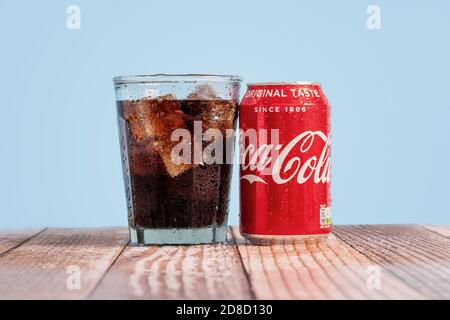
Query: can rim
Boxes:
[{"xmin": 247, "ymin": 81, "xmax": 321, "ymax": 86}]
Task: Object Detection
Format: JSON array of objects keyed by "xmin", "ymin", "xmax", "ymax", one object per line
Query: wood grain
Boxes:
[
  {"xmin": 423, "ymin": 225, "xmax": 450, "ymax": 238},
  {"xmin": 0, "ymin": 229, "xmax": 45, "ymax": 256},
  {"xmin": 0, "ymin": 228, "xmax": 129, "ymax": 299},
  {"xmin": 231, "ymin": 227, "xmax": 424, "ymax": 300},
  {"xmin": 91, "ymin": 231, "xmax": 252, "ymax": 300},
  {"xmin": 333, "ymin": 224, "xmax": 450, "ymax": 299},
  {"xmin": 2, "ymin": 225, "xmax": 450, "ymax": 300}
]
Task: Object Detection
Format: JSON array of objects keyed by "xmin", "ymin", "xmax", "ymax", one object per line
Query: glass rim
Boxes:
[{"xmin": 113, "ymin": 73, "xmax": 243, "ymax": 85}]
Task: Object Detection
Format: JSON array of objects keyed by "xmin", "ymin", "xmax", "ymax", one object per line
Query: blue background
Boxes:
[{"xmin": 1, "ymin": 0, "xmax": 449, "ymax": 228}]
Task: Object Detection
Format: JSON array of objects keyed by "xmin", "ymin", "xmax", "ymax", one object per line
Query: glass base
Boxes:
[{"xmin": 129, "ymin": 225, "xmax": 227, "ymax": 245}]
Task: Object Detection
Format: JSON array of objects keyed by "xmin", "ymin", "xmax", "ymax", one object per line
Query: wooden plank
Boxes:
[
  {"xmin": 91, "ymin": 230, "xmax": 253, "ymax": 299},
  {"xmin": 0, "ymin": 228, "xmax": 129, "ymax": 299},
  {"xmin": 0, "ymin": 229, "xmax": 44, "ymax": 256},
  {"xmin": 423, "ymin": 225, "xmax": 450, "ymax": 238},
  {"xmin": 231, "ymin": 227, "xmax": 423, "ymax": 300},
  {"xmin": 333, "ymin": 224, "xmax": 450, "ymax": 299}
]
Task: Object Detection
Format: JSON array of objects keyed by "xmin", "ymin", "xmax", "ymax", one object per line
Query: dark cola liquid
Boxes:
[{"xmin": 117, "ymin": 98, "xmax": 236, "ymax": 229}]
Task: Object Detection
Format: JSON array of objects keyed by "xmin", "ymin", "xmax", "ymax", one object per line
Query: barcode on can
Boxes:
[{"xmin": 320, "ymin": 205, "xmax": 332, "ymax": 228}]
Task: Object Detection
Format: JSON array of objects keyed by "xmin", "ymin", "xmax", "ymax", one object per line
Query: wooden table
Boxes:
[{"xmin": 0, "ymin": 225, "xmax": 449, "ymax": 300}]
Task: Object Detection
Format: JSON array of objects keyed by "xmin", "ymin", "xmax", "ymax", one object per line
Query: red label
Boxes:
[{"xmin": 239, "ymin": 84, "xmax": 331, "ymax": 236}]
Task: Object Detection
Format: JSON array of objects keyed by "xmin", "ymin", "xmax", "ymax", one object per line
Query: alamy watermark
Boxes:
[
  {"xmin": 367, "ymin": 5, "xmax": 381, "ymax": 30},
  {"xmin": 366, "ymin": 265, "xmax": 382, "ymax": 290},
  {"xmin": 66, "ymin": 5, "xmax": 81, "ymax": 30},
  {"xmin": 66, "ymin": 265, "xmax": 82, "ymax": 290}
]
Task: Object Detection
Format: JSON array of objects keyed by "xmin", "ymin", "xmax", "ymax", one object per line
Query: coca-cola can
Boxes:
[{"xmin": 239, "ymin": 82, "xmax": 331, "ymax": 244}]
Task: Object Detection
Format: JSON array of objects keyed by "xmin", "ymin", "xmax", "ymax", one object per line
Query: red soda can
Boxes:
[{"xmin": 239, "ymin": 82, "xmax": 331, "ymax": 244}]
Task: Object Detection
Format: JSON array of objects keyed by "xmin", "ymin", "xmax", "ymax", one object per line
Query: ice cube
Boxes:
[
  {"xmin": 155, "ymin": 93, "xmax": 177, "ymax": 102},
  {"xmin": 153, "ymin": 138, "xmax": 193, "ymax": 178},
  {"xmin": 201, "ymin": 100, "xmax": 237, "ymax": 135},
  {"xmin": 123, "ymin": 94, "xmax": 194, "ymax": 177},
  {"xmin": 122, "ymin": 94, "xmax": 178, "ymax": 142},
  {"xmin": 187, "ymin": 84, "xmax": 220, "ymax": 100},
  {"xmin": 122, "ymin": 100, "xmax": 154, "ymax": 142},
  {"xmin": 187, "ymin": 85, "xmax": 236, "ymax": 133}
]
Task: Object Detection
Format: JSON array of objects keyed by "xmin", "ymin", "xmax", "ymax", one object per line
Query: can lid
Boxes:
[{"xmin": 247, "ymin": 81, "xmax": 321, "ymax": 86}]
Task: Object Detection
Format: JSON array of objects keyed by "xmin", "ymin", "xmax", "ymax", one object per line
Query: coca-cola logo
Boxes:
[{"xmin": 240, "ymin": 130, "xmax": 331, "ymax": 185}]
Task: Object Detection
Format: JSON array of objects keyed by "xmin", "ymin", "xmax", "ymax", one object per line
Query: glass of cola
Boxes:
[{"xmin": 113, "ymin": 74, "xmax": 242, "ymax": 245}]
